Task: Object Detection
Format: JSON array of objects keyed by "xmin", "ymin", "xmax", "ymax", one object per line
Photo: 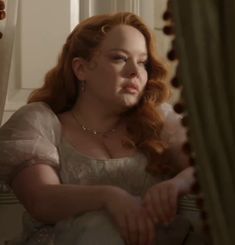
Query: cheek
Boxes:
[
  {"xmin": 102, "ymin": 67, "xmax": 122, "ymax": 86},
  {"xmin": 140, "ymin": 70, "xmax": 148, "ymax": 86},
  {"xmin": 106, "ymin": 64, "xmax": 121, "ymax": 74},
  {"xmin": 99, "ymin": 63, "xmax": 120, "ymax": 77}
]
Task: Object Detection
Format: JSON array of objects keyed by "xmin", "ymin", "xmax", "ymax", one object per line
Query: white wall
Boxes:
[{"xmin": 2, "ymin": 0, "xmax": 75, "ymax": 124}]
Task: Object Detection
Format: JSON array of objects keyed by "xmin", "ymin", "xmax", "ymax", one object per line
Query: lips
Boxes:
[{"xmin": 122, "ymin": 83, "xmax": 139, "ymax": 94}]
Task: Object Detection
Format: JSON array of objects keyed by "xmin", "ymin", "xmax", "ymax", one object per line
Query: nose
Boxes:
[
  {"xmin": 129, "ymin": 70, "xmax": 139, "ymax": 78},
  {"xmin": 126, "ymin": 61, "xmax": 140, "ymax": 78}
]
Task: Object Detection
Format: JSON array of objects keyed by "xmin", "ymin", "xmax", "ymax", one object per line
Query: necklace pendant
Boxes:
[
  {"xmin": 102, "ymin": 133, "xmax": 108, "ymax": 138},
  {"xmin": 72, "ymin": 111, "xmax": 119, "ymax": 137}
]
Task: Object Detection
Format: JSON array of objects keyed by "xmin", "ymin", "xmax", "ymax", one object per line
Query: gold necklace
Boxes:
[{"xmin": 72, "ymin": 111, "xmax": 119, "ymax": 138}]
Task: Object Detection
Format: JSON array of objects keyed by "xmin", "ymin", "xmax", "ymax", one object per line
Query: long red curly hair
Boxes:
[{"xmin": 28, "ymin": 12, "xmax": 172, "ymax": 176}]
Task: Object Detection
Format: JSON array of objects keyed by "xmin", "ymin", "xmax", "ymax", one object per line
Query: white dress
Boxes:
[{"xmin": 0, "ymin": 102, "xmax": 205, "ymax": 244}]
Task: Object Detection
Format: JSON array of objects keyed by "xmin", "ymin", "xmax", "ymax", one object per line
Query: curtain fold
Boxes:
[
  {"xmin": 172, "ymin": 1, "xmax": 235, "ymax": 244},
  {"xmin": 0, "ymin": 0, "xmax": 18, "ymax": 124}
]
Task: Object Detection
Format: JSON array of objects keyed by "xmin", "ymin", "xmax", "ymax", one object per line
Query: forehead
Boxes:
[{"xmin": 99, "ymin": 24, "xmax": 147, "ymax": 54}]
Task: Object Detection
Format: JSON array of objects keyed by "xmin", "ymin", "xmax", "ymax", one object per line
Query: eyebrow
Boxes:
[{"xmin": 108, "ymin": 48, "xmax": 148, "ymax": 57}]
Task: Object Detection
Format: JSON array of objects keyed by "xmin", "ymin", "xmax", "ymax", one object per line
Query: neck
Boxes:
[{"xmin": 72, "ymin": 94, "xmax": 122, "ymax": 133}]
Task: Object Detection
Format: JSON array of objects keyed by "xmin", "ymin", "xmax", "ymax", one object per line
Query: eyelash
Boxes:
[
  {"xmin": 111, "ymin": 55, "xmax": 147, "ymax": 66},
  {"xmin": 112, "ymin": 55, "xmax": 127, "ymax": 62}
]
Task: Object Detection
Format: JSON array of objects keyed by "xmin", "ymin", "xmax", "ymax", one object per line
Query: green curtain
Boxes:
[{"xmin": 171, "ymin": 1, "xmax": 235, "ymax": 244}]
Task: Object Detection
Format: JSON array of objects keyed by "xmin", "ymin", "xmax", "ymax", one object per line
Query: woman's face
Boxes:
[{"xmin": 81, "ymin": 24, "xmax": 149, "ymax": 111}]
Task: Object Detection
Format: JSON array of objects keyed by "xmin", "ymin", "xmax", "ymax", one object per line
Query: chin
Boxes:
[
  {"xmin": 120, "ymin": 98, "xmax": 139, "ymax": 110},
  {"xmin": 115, "ymin": 93, "xmax": 141, "ymax": 111}
]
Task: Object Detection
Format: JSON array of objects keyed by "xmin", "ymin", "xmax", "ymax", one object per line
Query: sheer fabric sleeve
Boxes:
[
  {"xmin": 0, "ymin": 102, "xmax": 61, "ymax": 184},
  {"xmin": 160, "ymin": 103, "xmax": 189, "ymax": 171}
]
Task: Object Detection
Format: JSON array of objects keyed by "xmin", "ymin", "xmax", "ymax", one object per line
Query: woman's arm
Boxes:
[
  {"xmin": 143, "ymin": 166, "xmax": 195, "ymax": 225},
  {"xmin": 11, "ymin": 163, "xmax": 114, "ymax": 223},
  {"xmin": 172, "ymin": 165, "xmax": 195, "ymax": 196},
  {"xmin": 12, "ymin": 163, "xmax": 156, "ymax": 245}
]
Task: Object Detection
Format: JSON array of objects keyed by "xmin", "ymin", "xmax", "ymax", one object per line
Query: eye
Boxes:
[
  {"xmin": 111, "ymin": 55, "xmax": 128, "ymax": 62},
  {"xmin": 138, "ymin": 60, "xmax": 148, "ymax": 67}
]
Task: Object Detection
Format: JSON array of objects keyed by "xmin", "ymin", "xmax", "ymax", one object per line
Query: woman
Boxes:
[{"xmin": 0, "ymin": 12, "xmax": 201, "ymax": 245}]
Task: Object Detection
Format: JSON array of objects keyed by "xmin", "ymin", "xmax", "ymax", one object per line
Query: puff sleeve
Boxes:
[
  {"xmin": 0, "ymin": 102, "xmax": 61, "ymax": 184},
  {"xmin": 160, "ymin": 103, "xmax": 189, "ymax": 171}
]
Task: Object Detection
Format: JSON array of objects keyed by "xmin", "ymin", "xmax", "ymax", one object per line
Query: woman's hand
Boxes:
[
  {"xmin": 143, "ymin": 166, "xmax": 195, "ymax": 225},
  {"xmin": 104, "ymin": 186, "xmax": 156, "ymax": 245}
]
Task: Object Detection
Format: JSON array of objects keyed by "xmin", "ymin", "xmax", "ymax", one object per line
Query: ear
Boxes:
[{"xmin": 72, "ymin": 57, "xmax": 87, "ymax": 81}]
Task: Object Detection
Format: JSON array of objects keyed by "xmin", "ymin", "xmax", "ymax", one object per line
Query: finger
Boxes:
[
  {"xmin": 167, "ymin": 186, "xmax": 178, "ymax": 220},
  {"xmin": 127, "ymin": 214, "xmax": 138, "ymax": 245},
  {"xmin": 143, "ymin": 193, "xmax": 158, "ymax": 223},
  {"xmin": 145, "ymin": 215, "xmax": 156, "ymax": 245},
  {"xmin": 116, "ymin": 214, "xmax": 129, "ymax": 243},
  {"xmin": 158, "ymin": 186, "xmax": 176, "ymax": 224},
  {"xmin": 137, "ymin": 211, "xmax": 148, "ymax": 245},
  {"xmin": 149, "ymin": 189, "xmax": 166, "ymax": 224},
  {"xmin": 158, "ymin": 187, "xmax": 170, "ymax": 223}
]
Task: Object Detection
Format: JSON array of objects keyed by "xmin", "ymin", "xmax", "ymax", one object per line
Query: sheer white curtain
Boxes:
[{"xmin": 0, "ymin": 0, "xmax": 18, "ymax": 125}]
